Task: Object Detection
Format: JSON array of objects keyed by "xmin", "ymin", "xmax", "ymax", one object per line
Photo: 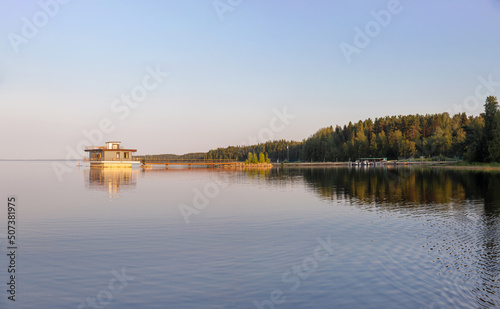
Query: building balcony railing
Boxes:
[
  {"xmin": 85, "ymin": 146, "xmax": 106, "ymax": 150},
  {"xmin": 85, "ymin": 146, "xmax": 129, "ymax": 150},
  {"xmin": 84, "ymin": 157, "xmax": 139, "ymax": 162}
]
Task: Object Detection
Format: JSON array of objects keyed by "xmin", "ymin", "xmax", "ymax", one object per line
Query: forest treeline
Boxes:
[
  {"xmin": 205, "ymin": 96, "xmax": 500, "ymax": 163},
  {"xmin": 302, "ymin": 96, "xmax": 500, "ymax": 162},
  {"xmin": 206, "ymin": 140, "xmax": 303, "ymax": 162},
  {"xmin": 136, "ymin": 153, "xmax": 206, "ymax": 161}
]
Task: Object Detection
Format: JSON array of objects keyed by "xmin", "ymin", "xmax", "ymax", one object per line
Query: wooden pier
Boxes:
[{"xmin": 140, "ymin": 159, "xmax": 240, "ymax": 169}]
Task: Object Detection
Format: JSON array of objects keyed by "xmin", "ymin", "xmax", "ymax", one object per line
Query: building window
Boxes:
[
  {"xmin": 124, "ymin": 152, "xmax": 129, "ymax": 159},
  {"xmin": 116, "ymin": 152, "xmax": 120, "ymax": 159}
]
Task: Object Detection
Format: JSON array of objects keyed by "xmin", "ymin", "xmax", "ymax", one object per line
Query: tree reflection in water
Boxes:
[{"xmin": 298, "ymin": 167, "xmax": 500, "ymax": 308}]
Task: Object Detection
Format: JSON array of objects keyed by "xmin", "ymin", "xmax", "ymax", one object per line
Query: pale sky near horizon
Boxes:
[{"xmin": 1, "ymin": 0, "xmax": 500, "ymax": 158}]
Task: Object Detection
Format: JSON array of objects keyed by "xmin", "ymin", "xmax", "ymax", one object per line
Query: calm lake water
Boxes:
[{"xmin": 1, "ymin": 161, "xmax": 500, "ymax": 308}]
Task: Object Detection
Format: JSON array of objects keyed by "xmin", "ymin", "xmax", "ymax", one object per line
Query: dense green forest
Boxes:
[
  {"xmin": 302, "ymin": 112, "xmax": 477, "ymax": 162},
  {"xmin": 205, "ymin": 96, "xmax": 500, "ymax": 163},
  {"xmin": 206, "ymin": 140, "xmax": 303, "ymax": 162},
  {"xmin": 301, "ymin": 96, "xmax": 500, "ymax": 162}
]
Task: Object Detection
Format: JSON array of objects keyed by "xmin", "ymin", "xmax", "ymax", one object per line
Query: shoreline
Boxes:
[
  {"xmin": 428, "ymin": 165, "xmax": 500, "ymax": 171},
  {"xmin": 272, "ymin": 161, "xmax": 500, "ymax": 171},
  {"xmin": 272, "ymin": 161, "xmax": 455, "ymax": 168}
]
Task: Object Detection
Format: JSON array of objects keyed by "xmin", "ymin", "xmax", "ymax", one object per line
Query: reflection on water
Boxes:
[
  {"xmin": 220, "ymin": 166, "xmax": 500, "ymax": 307},
  {"xmin": 294, "ymin": 167, "xmax": 500, "ymax": 308},
  {"xmin": 84, "ymin": 168, "xmax": 138, "ymax": 197},
  {"xmin": 244, "ymin": 168, "xmax": 272, "ymax": 178},
  {"xmin": 9, "ymin": 162, "xmax": 500, "ymax": 308},
  {"xmin": 298, "ymin": 167, "xmax": 500, "ymax": 206},
  {"xmin": 78, "ymin": 166, "xmax": 500, "ymax": 307}
]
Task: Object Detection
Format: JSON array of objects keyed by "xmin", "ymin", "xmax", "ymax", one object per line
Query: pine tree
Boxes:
[
  {"xmin": 483, "ymin": 96, "xmax": 500, "ymax": 162},
  {"xmin": 489, "ymin": 113, "xmax": 500, "ymax": 162}
]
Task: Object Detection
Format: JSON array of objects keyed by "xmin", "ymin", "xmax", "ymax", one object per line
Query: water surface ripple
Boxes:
[{"xmin": 0, "ymin": 163, "xmax": 499, "ymax": 308}]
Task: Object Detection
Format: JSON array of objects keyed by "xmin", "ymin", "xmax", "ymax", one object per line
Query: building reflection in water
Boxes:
[{"xmin": 84, "ymin": 168, "xmax": 138, "ymax": 198}]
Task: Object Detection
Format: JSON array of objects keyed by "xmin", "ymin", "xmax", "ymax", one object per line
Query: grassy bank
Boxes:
[
  {"xmin": 449, "ymin": 161, "xmax": 500, "ymax": 167},
  {"xmin": 272, "ymin": 160, "xmax": 500, "ymax": 171},
  {"xmin": 430, "ymin": 161, "xmax": 500, "ymax": 170}
]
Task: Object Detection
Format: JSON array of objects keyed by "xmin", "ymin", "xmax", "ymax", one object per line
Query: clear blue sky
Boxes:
[{"xmin": 1, "ymin": 0, "xmax": 500, "ymax": 158}]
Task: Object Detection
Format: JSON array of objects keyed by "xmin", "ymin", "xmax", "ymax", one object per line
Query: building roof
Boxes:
[{"xmin": 85, "ymin": 148, "xmax": 137, "ymax": 152}]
